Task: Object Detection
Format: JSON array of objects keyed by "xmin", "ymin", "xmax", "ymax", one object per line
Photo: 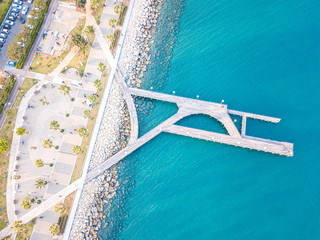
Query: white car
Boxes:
[
  {"xmin": 13, "ymin": 0, "xmax": 23, "ymax": 5},
  {"xmin": 12, "ymin": 4, "xmax": 22, "ymax": 9},
  {"xmin": 0, "ymin": 33, "xmax": 7, "ymax": 39},
  {"xmin": 4, "ymin": 20, "xmax": 14, "ymax": 26},
  {"xmin": 0, "ymin": 38, "xmax": 5, "ymax": 43},
  {"xmin": 27, "ymin": 0, "xmax": 34, "ymax": 3},
  {"xmin": 2, "ymin": 29, "xmax": 10, "ymax": 34},
  {"xmin": 21, "ymin": 5, "xmax": 29, "ymax": 15}
]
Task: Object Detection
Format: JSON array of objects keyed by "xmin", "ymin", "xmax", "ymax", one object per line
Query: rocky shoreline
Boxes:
[
  {"xmin": 69, "ymin": 82, "xmax": 129, "ymax": 240},
  {"xmin": 69, "ymin": 0, "xmax": 163, "ymax": 239},
  {"xmin": 120, "ymin": 0, "xmax": 162, "ymax": 87}
]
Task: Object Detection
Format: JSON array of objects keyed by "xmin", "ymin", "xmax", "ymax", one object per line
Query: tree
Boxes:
[
  {"xmin": 27, "ymin": 17, "xmax": 37, "ymax": 27},
  {"xmin": 88, "ymin": 94, "xmax": 97, "ymax": 105},
  {"xmin": 7, "ymin": 42, "xmax": 23, "ymax": 61},
  {"xmin": 39, "ymin": 96, "xmax": 47, "ymax": 106},
  {"xmin": 77, "ymin": 127, "xmax": 88, "ymax": 137},
  {"xmin": 16, "ymin": 127, "xmax": 26, "ymax": 136},
  {"xmin": 11, "ymin": 221, "xmax": 24, "ymax": 233},
  {"xmin": 84, "ymin": 25, "xmax": 95, "ymax": 37},
  {"xmin": 83, "ymin": 109, "xmax": 91, "ymax": 118},
  {"xmin": 34, "ymin": 0, "xmax": 46, "ymax": 9},
  {"xmin": 91, "ymin": 0, "xmax": 99, "ymax": 11},
  {"xmin": 71, "ymin": 33, "xmax": 87, "ymax": 48},
  {"xmin": 76, "ymin": 0, "xmax": 86, "ymax": 9},
  {"xmin": 58, "ymin": 84, "xmax": 71, "ymax": 96},
  {"xmin": 114, "ymin": 4, "xmax": 120, "ymax": 14},
  {"xmin": 106, "ymin": 34, "xmax": 113, "ymax": 42},
  {"xmin": 108, "ymin": 18, "xmax": 118, "ymax": 29},
  {"xmin": 21, "ymin": 25, "xmax": 32, "ymax": 37},
  {"xmin": 20, "ymin": 194, "xmax": 32, "ymax": 210},
  {"xmin": 4, "ymin": 108, "xmax": 14, "ymax": 119},
  {"xmin": 42, "ymin": 138, "xmax": 53, "ymax": 149},
  {"xmin": 35, "ymin": 158, "xmax": 44, "ymax": 168},
  {"xmin": 94, "ymin": 79, "xmax": 102, "ymax": 91},
  {"xmin": 50, "ymin": 120, "xmax": 60, "ymax": 130},
  {"xmin": 54, "ymin": 203, "xmax": 66, "ymax": 214},
  {"xmin": 0, "ymin": 138, "xmax": 9, "ymax": 152},
  {"xmin": 35, "ymin": 178, "xmax": 47, "ymax": 189},
  {"xmin": 97, "ymin": 62, "xmax": 105, "ymax": 72},
  {"xmin": 49, "ymin": 224, "xmax": 59, "ymax": 236},
  {"xmin": 72, "ymin": 145, "xmax": 83, "ymax": 155}
]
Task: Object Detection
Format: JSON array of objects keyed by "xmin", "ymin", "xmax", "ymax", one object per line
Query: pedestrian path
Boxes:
[{"xmin": 50, "ymin": 46, "xmax": 80, "ymax": 77}]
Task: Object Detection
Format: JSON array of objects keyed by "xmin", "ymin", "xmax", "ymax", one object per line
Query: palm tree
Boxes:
[
  {"xmin": 50, "ymin": 120, "xmax": 60, "ymax": 130},
  {"xmin": 108, "ymin": 18, "xmax": 118, "ymax": 29},
  {"xmin": 97, "ymin": 62, "xmax": 106, "ymax": 72},
  {"xmin": 35, "ymin": 178, "xmax": 47, "ymax": 189},
  {"xmin": 49, "ymin": 224, "xmax": 59, "ymax": 236},
  {"xmin": 43, "ymin": 139, "xmax": 53, "ymax": 149},
  {"xmin": 11, "ymin": 220, "xmax": 24, "ymax": 233},
  {"xmin": 84, "ymin": 25, "xmax": 95, "ymax": 37},
  {"xmin": 54, "ymin": 203, "xmax": 66, "ymax": 214},
  {"xmin": 106, "ymin": 34, "xmax": 113, "ymax": 42},
  {"xmin": 72, "ymin": 145, "xmax": 83, "ymax": 155},
  {"xmin": 58, "ymin": 84, "xmax": 71, "ymax": 97},
  {"xmin": 77, "ymin": 127, "xmax": 88, "ymax": 137},
  {"xmin": 88, "ymin": 94, "xmax": 97, "ymax": 105},
  {"xmin": 39, "ymin": 96, "xmax": 47, "ymax": 106},
  {"xmin": 114, "ymin": 4, "xmax": 120, "ymax": 14},
  {"xmin": 94, "ymin": 79, "xmax": 102, "ymax": 91},
  {"xmin": 83, "ymin": 109, "xmax": 91, "ymax": 118},
  {"xmin": 20, "ymin": 194, "xmax": 32, "ymax": 210},
  {"xmin": 35, "ymin": 158, "xmax": 44, "ymax": 168},
  {"xmin": 91, "ymin": 0, "xmax": 100, "ymax": 11}
]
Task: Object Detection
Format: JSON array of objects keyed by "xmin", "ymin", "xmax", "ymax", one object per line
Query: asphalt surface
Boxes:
[
  {"xmin": 0, "ymin": 1, "xmax": 36, "ymax": 70},
  {"xmin": 0, "ymin": 0, "xmax": 58, "ymax": 129}
]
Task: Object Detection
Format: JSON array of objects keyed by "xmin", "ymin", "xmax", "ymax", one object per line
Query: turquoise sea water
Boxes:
[{"xmin": 99, "ymin": 0, "xmax": 320, "ymax": 239}]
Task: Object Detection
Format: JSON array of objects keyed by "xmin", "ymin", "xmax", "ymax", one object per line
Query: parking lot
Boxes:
[{"xmin": 0, "ymin": 0, "xmax": 35, "ymax": 70}]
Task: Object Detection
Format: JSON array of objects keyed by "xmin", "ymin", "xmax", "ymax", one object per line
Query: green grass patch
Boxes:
[
  {"xmin": 0, "ymin": 75, "xmax": 16, "ymax": 114},
  {"xmin": 66, "ymin": 31, "xmax": 95, "ymax": 77},
  {"xmin": 0, "ymin": 0, "xmax": 13, "ymax": 26},
  {"xmin": 0, "ymin": 78, "xmax": 37, "ymax": 230},
  {"xmin": 16, "ymin": 219, "xmax": 36, "ymax": 240}
]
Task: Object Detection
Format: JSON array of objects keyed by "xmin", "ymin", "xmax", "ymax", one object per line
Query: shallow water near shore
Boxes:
[{"xmin": 99, "ymin": 0, "xmax": 320, "ymax": 239}]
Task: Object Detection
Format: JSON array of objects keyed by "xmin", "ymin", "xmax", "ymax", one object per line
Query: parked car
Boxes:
[
  {"xmin": 13, "ymin": 0, "xmax": 23, "ymax": 5},
  {"xmin": 2, "ymin": 29, "xmax": 10, "ymax": 34},
  {"xmin": 27, "ymin": 0, "xmax": 33, "ymax": 3},
  {"xmin": 21, "ymin": 5, "xmax": 29, "ymax": 15},
  {"xmin": 0, "ymin": 42, "xmax": 3, "ymax": 48},
  {"xmin": 0, "ymin": 38, "xmax": 6, "ymax": 43},
  {"xmin": 8, "ymin": 60, "xmax": 17, "ymax": 67},
  {"xmin": 11, "ymin": 8, "xmax": 19, "ymax": 13},
  {"xmin": 12, "ymin": 4, "xmax": 22, "ymax": 10},
  {"xmin": 8, "ymin": 15, "xmax": 16, "ymax": 21},
  {"xmin": 17, "ymin": 15, "xmax": 25, "ymax": 24},
  {"xmin": 5, "ymin": 20, "xmax": 14, "ymax": 25},
  {"xmin": 0, "ymin": 33, "xmax": 7, "ymax": 39},
  {"xmin": 10, "ymin": 12, "xmax": 18, "ymax": 17},
  {"xmin": 3, "ymin": 24, "xmax": 11, "ymax": 30}
]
